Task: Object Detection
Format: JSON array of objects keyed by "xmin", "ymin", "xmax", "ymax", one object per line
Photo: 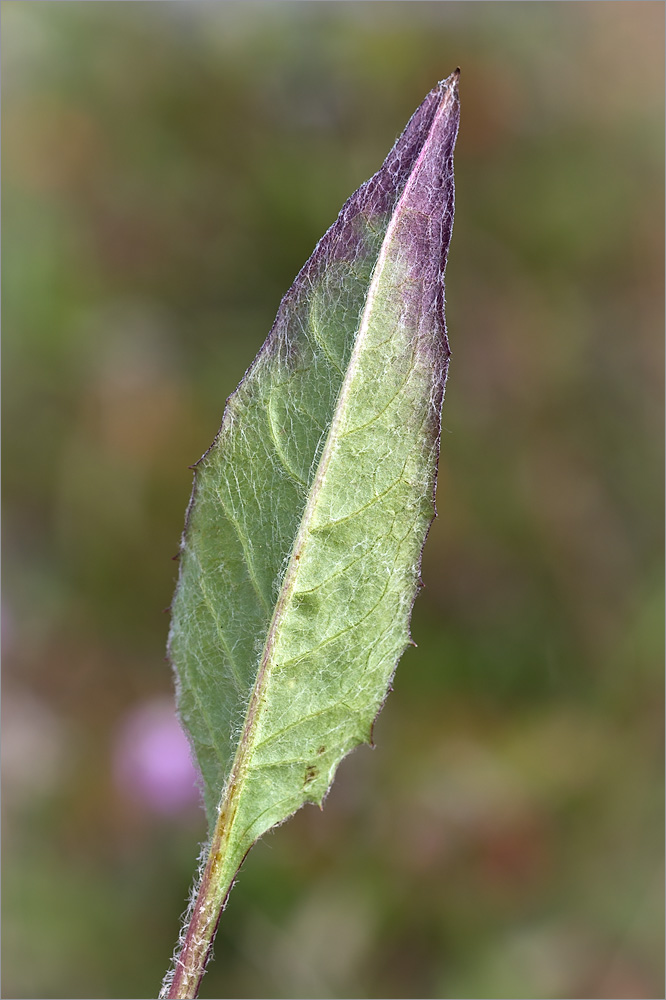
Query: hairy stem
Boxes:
[{"xmin": 161, "ymin": 777, "xmax": 246, "ymax": 999}]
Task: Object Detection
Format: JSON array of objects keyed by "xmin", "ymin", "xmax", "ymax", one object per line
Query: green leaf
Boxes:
[{"xmin": 163, "ymin": 72, "xmax": 460, "ymax": 999}]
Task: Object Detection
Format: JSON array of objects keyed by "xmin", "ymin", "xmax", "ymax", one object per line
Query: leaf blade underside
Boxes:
[{"xmin": 165, "ymin": 71, "xmax": 459, "ymax": 998}]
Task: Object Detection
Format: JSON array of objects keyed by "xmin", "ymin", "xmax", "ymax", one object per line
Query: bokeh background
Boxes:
[{"xmin": 3, "ymin": 3, "xmax": 664, "ymax": 998}]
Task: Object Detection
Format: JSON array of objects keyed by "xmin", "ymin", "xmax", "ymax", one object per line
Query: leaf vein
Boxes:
[{"xmin": 215, "ymin": 492, "xmax": 272, "ymax": 615}]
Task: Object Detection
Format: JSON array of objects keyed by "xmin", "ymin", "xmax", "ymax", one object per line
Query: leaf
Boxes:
[{"xmin": 163, "ymin": 72, "xmax": 460, "ymax": 999}]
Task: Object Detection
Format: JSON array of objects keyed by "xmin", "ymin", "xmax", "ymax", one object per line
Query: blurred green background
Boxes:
[{"xmin": 2, "ymin": 3, "xmax": 664, "ymax": 998}]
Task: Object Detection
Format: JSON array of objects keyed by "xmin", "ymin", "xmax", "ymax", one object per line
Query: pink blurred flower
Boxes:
[{"xmin": 113, "ymin": 697, "xmax": 201, "ymax": 814}]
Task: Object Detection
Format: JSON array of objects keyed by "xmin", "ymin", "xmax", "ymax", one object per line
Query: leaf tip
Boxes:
[{"xmin": 440, "ymin": 67, "xmax": 460, "ymax": 94}]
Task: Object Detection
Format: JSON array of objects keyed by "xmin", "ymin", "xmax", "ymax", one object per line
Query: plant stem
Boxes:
[{"xmin": 162, "ymin": 807, "xmax": 236, "ymax": 999}]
